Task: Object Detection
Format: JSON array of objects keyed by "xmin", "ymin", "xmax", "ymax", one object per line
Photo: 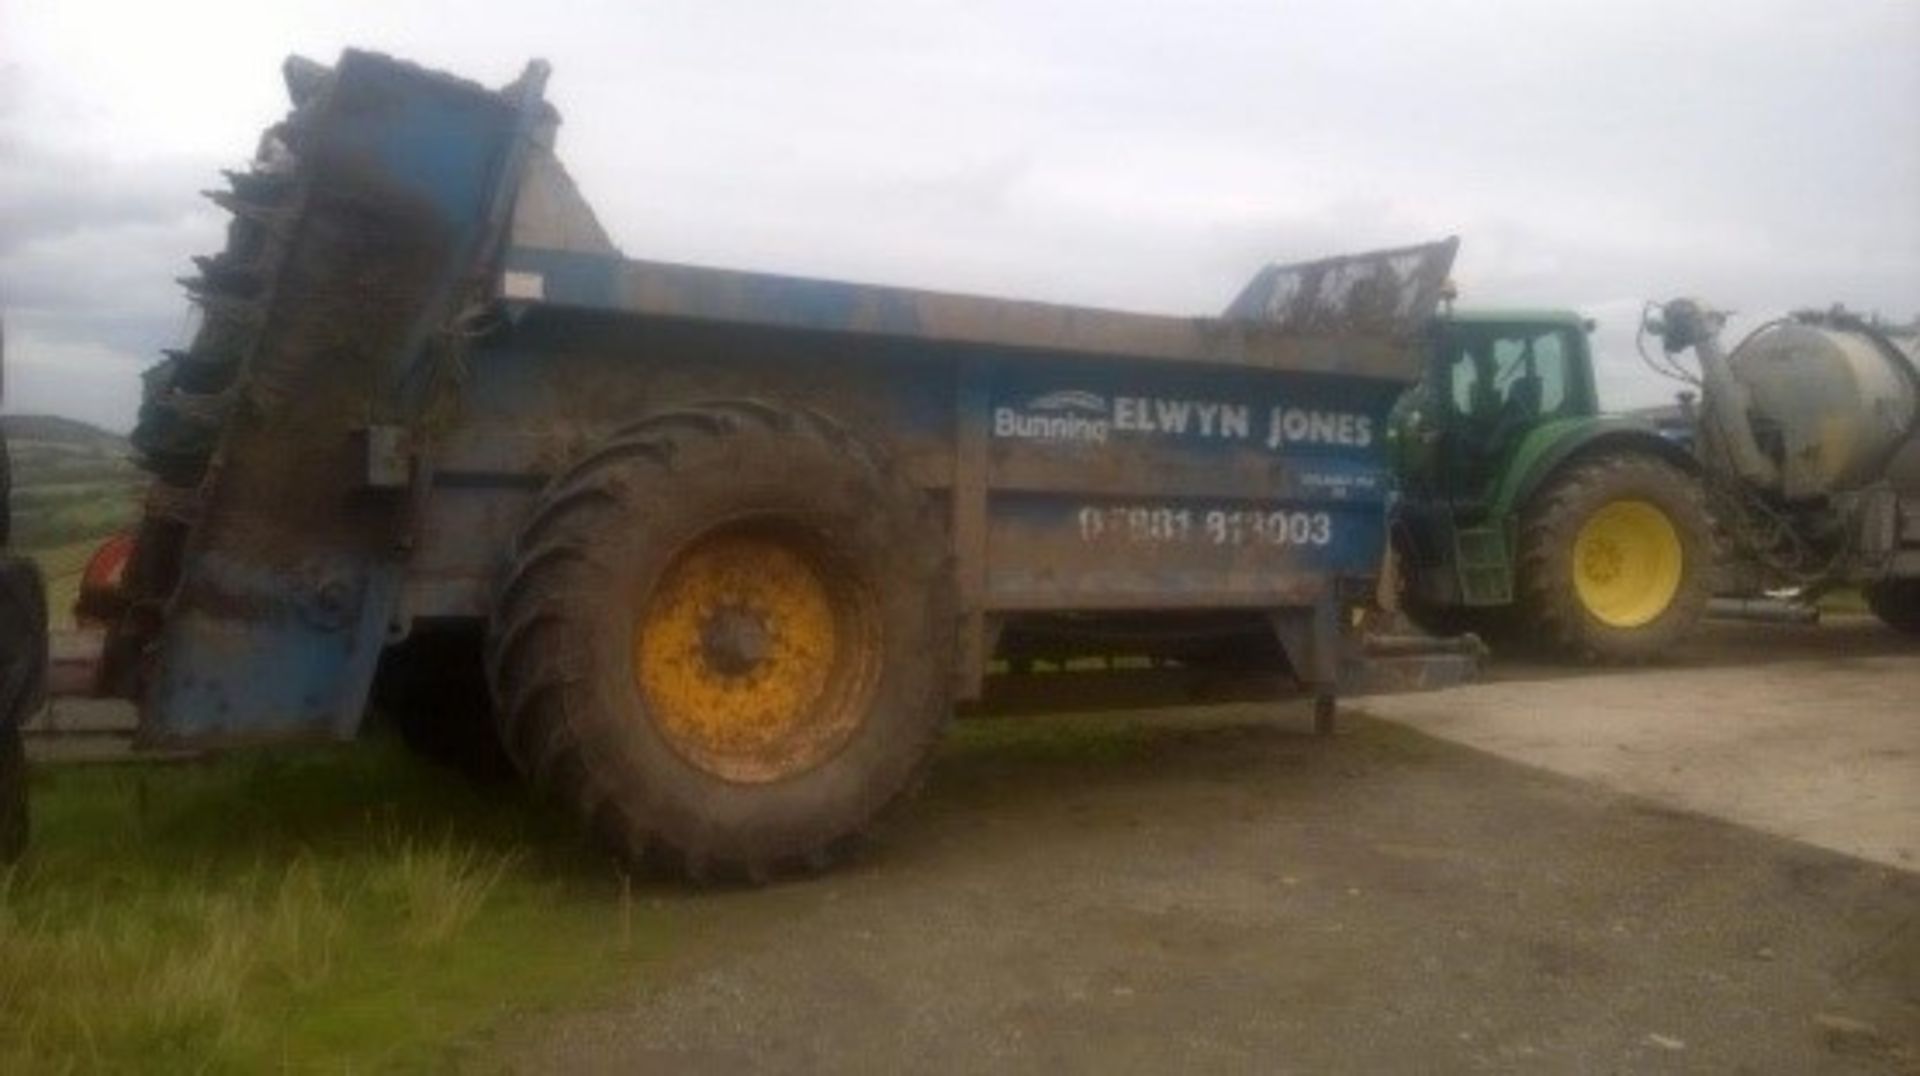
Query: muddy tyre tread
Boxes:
[
  {"xmin": 1517, "ymin": 454, "xmax": 1713, "ymax": 663},
  {"xmin": 486, "ymin": 401, "xmax": 953, "ymax": 881}
]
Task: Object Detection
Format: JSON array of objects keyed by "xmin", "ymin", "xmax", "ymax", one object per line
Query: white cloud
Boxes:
[{"xmin": 2, "ymin": 0, "xmax": 1915, "ymax": 427}]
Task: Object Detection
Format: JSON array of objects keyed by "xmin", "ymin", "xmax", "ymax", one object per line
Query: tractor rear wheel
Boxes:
[
  {"xmin": 1, "ymin": 556, "xmax": 47, "ymax": 862},
  {"xmin": 487, "ymin": 401, "xmax": 953, "ymax": 881},
  {"xmin": 1517, "ymin": 454, "xmax": 1711, "ymax": 662},
  {"xmin": 1865, "ymin": 579, "xmax": 1920, "ymax": 635}
]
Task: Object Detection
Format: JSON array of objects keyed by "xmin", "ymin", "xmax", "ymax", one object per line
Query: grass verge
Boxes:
[
  {"xmin": 0, "ymin": 737, "xmax": 660, "ymax": 1072},
  {"xmin": 22, "ymin": 540, "xmax": 96, "ymax": 630}
]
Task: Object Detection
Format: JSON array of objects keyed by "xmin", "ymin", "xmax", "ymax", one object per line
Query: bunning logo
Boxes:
[
  {"xmin": 992, "ymin": 387, "xmax": 1373, "ymax": 450},
  {"xmin": 994, "ymin": 390, "xmax": 1111, "ymax": 444},
  {"xmin": 1028, "ymin": 390, "xmax": 1107, "ymax": 413}
]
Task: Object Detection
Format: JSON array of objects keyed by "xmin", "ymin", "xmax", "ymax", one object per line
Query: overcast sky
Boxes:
[{"xmin": 3, "ymin": 0, "xmax": 1916, "ymax": 430}]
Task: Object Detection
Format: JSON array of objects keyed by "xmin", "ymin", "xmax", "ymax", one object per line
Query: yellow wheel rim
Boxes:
[
  {"xmin": 634, "ymin": 526, "xmax": 877, "ymax": 783},
  {"xmin": 1571, "ymin": 500, "xmax": 1684, "ymax": 629}
]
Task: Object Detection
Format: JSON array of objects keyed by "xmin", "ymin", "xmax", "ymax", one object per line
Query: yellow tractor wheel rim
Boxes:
[
  {"xmin": 1571, "ymin": 500, "xmax": 1684, "ymax": 629},
  {"xmin": 634, "ymin": 527, "xmax": 876, "ymax": 783}
]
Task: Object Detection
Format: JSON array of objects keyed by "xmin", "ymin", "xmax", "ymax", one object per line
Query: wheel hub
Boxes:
[
  {"xmin": 1571, "ymin": 499, "xmax": 1683, "ymax": 629},
  {"xmin": 699, "ymin": 605, "xmax": 772, "ymax": 678},
  {"xmin": 1581, "ymin": 541, "xmax": 1623, "ymax": 585},
  {"xmin": 633, "ymin": 527, "xmax": 876, "ymax": 783}
]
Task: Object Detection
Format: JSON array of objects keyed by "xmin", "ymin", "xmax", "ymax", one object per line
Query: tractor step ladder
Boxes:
[{"xmin": 1454, "ymin": 525, "xmax": 1513, "ymax": 606}]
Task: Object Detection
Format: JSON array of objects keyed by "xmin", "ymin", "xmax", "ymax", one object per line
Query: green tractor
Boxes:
[{"xmin": 1389, "ymin": 309, "xmax": 1715, "ymax": 661}]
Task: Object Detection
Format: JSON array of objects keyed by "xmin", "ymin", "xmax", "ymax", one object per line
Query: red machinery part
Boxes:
[{"xmin": 75, "ymin": 531, "xmax": 136, "ymax": 627}]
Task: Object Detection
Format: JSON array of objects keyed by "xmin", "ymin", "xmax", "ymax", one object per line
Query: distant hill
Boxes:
[
  {"xmin": 4, "ymin": 413, "xmax": 143, "ymax": 552},
  {"xmin": 1, "ymin": 413, "xmax": 132, "ymax": 452}
]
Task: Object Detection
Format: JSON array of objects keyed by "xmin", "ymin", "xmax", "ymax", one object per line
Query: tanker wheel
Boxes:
[
  {"xmin": 1865, "ymin": 579, "xmax": 1920, "ymax": 636},
  {"xmin": 1, "ymin": 556, "xmax": 48, "ymax": 863},
  {"xmin": 487, "ymin": 401, "xmax": 953, "ymax": 881},
  {"xmin": 1517, "ymin": 454, "xmax": 1711, "ymax": 662}
]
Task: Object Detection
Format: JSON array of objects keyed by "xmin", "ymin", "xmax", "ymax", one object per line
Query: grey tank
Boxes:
[{"xmin": 1728, "ymin": 321, "xmax": 1919, "ymax": 500}]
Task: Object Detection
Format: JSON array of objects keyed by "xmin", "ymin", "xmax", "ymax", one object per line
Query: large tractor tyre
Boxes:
[
  {"xmin": 372, "ymin": 628, "xmax": 516, "ymax": 782},
  {"xmin": 1865, "ymin": 579, "xmax": 1920, "ymax": 636},
  {"xmin": 1, "ymin": 556, "xmax": 48, "ymax": 863},
  {"xmin": 486, "ymin": 401, "xmax": 954, "ymax": 881},
  {"xmin": 1517, "ymin": 454, "xmax": 1712, "ymax": 662}
]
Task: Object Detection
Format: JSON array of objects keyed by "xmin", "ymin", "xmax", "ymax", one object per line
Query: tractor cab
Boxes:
[{"xmin": 1407, "ymin": 310, "xmax": 1601, "ymax": 512}]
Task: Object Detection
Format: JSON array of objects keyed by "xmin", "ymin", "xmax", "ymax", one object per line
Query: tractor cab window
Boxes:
[
  {"xmin": 1449, "ymin": 349, "xmax": 1486, "ymax": 415},
  {"xmin": 1442, "ymin": 326, "xmax": 1581, "ymax": 430},
  {"xmin": 1490, "ymin": 332, "xmax": 1570, "ymax": 418}
]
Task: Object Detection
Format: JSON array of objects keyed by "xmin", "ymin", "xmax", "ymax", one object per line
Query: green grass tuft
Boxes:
[{"xmin": 0, "ymin": 738, "xmax": 663, "ymax": 1073}]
